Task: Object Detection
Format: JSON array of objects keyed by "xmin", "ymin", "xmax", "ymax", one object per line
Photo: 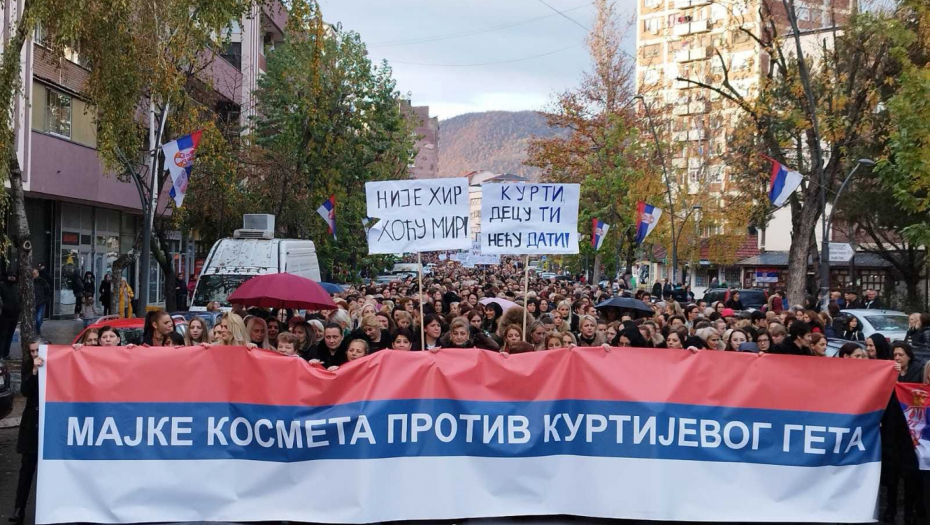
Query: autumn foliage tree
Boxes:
[{"xmin": 528, "ymin": 0, "xmax": 664, "ymax": 281}]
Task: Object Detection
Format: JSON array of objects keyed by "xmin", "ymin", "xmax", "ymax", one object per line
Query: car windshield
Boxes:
[
  {"xmin": 864, "ymin": 315, "xmax": 910, "ymax": 332},
  {"xmin": 120, "ymin": 328, "xmax": 144, "ymax": 346},
  {"xmin": 739, "ymin": 291, "xmax": 767, "ymax": 306},
  {"xmin": 193, "ymin": 274, "xmax": 253, "ymax": 307}
]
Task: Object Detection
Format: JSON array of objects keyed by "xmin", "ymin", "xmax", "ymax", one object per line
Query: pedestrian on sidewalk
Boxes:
[
  {"xmin": 70, "ymin": 269, "xmax": 84, "ymax": 320},
  {"xmin": 32, "ymin": 268, "xmax": 51, "ymax": 338},
  {"xmin": 10, "ymin": 339, "xmax": 41, "ymax": 525},
  {"xmin": 0, "ymin": 271, "xmax": 21, "ymax": 359},
  {"xmin": 99, "ymin": 274, "xmax": 112, "ymax": 316}
]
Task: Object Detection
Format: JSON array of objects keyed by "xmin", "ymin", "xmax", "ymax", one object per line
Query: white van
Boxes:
[{"xmin": 190, "ymin": 215, "xmax": 321, "ymax": 311}]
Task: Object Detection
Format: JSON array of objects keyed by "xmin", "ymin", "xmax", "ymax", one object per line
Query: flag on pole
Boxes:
[
  {"xmin": 591, "ymin": 219, "xmax": 610, "ymax": 250},
  {"xmin": 634, "ymin": 202, "xmax": 662, "ymax": 245},
  {"xmin": 765, "ymin": 156, "xmax": 804, "ymax": 207},
  {"xmin": 316, "ymin": 195, "xmax": 337, "ymax": 239},
  {"xmin": 161, "ymin": 130, "xmax": 202, "ymax": 207}
]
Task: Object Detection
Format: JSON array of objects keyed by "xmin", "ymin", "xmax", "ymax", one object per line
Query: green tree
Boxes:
[
  {"xmin": 251, "ymin": 10, "xmax": 416, "ymax": 281},
  {"xmin": 682, "ymin": 0, "xmax": 922, "ymax": 304}
]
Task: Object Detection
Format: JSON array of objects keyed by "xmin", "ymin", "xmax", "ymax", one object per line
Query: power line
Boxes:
[
  {"xmin": 382, "ymin": 44, "xmax": 581, "ymax": 68},
  {"xmin": 534, "ymin": 0, "xmax": 637, "ymax": 61},
  {"xmin": 369, "ymin": 4, "xmax": 589, "ymax": 48}
]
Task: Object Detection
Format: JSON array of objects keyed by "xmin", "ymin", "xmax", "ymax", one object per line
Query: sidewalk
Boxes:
[{"xmin": 7, "ymin": 319, "xmax": 84, "ymax": 360}]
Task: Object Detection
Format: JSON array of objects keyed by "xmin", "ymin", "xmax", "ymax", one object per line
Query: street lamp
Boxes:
[
  {"xmin": 634, "ymin": 94, "xmax": 680, "ymax": 283},
  {"xmin": 820, "ymin": 158, "xmax": 876, "ymax": 308}
]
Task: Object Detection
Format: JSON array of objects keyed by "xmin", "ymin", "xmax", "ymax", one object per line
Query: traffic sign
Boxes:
[{"xmin": 828, "ymin": 242, "xmax": 855, "ymax": 263}]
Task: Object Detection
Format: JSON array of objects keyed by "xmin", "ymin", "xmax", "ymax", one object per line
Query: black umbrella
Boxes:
[{"xmin": 595, "ymin": 297, "xmax": 654, "ymax": 318}]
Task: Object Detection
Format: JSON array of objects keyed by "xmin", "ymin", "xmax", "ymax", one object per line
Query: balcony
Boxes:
[
  {"xmin": 672, "ymin": 19, "xmax": 709, "ymax": 36},
  {"xmin": 673, "ymin": 131, "xmax": 689, "ymax": 142},
  {"xmin": 674, "ymin": 104, "xmax": 690, "ymax": 115},
  {"xmin": 672, "ymin": 158, "xmax": 687, "ymax": 168},
  {"xmin": 676, "ymin": 46, "xmax": 713, "ymax": 63},
  {"xmin": 676, "ymin": 78, "xmax": 701, "ymax": 89},
  {"xmin": 675, "ymin": 0, "xmax": 711, "ymax": 7}
]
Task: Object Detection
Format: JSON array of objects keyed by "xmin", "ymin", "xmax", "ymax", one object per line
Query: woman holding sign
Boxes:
[{"xmin": 10, "ymin": 340, "xmax": 41, "ymax": 525}]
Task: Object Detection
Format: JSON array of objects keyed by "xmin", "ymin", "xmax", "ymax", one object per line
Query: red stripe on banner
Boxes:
[{"xmin": 44, "ymin": 345, "xmax": 896, "ymax": 414}]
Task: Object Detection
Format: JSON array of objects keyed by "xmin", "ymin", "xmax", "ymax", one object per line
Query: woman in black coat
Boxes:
[
  {"xmin": 98, "ymin": 274, "xmax": 113, "ymax": 316},
  {"xmin": 11, "ymin": 339, "xmax": 41, "ymax": 524}
]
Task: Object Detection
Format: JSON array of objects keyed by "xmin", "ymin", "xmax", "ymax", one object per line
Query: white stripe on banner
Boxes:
[{"xmin": 38, "ymin": 456, "xmax": 880, "ymax": 523}]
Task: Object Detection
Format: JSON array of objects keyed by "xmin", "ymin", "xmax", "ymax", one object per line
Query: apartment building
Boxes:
[
  {"xmin": 402, "ymin": 102, "xmax": 440, "ymax": 179},
  {"xmin": 1, "ymin": 1, "xmax": 288, "ymax": 316},
  {"xmin": 634, "ymin": 0, "xmax": 851, "ymax": 289}
]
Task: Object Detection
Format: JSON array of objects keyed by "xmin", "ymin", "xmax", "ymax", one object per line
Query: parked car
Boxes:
[
  {"xmin": 0, "ymin": 360, "xmax": 12, "ymax": 420},
  {"xmin": 72, "ymin": 317, "xmax": 188, "ymax": 346},
  {"xmin": 835, "ymin": 309, "xmax": 910, "ymax": 343},
  {"xmin": 539, "ymin": 272, "xmax": 557, "ymax": 280},
  {"xmin": 702, "ymin": 288, "xmax": 768, "ymax": 311}
]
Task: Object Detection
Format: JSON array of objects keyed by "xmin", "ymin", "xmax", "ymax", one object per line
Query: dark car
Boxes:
[
  {"xmin": 0, "ymin": 360, "xmax": 12, "ymax": 420},
  {"xmin": 702, "ymin": 288, "xmax": 768, "ymax": 311}
]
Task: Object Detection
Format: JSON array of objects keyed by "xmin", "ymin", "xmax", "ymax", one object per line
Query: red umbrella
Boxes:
[{"xmin": 227, "ymin": 273, "xmax": 337, "ymax": 310}]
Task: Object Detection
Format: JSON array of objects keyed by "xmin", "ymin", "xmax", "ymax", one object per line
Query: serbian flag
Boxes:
[
  {"xmin": 316, "ymin": 195, "xmax": 337, "ymax": 240},
  {"xmin": 766, "ymin": 156, "xmax": 804, "ymax": 207},
  {"xmin": 895, "ymin": 383, "xmax": 930, "ymax": 470},
  {"xmin": 634, "ymin": 202, "xmax": 662, "ymax": 245},
  {"xmin": 591, "ymin": 219, "xmax": 610, "ymax": 250},
  {"xmin": 161, "ymin": 130, "xmax": 202, "ymax": 207}
]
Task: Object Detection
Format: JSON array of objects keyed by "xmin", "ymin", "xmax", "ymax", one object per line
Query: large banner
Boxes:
[
  {"xmin": 895, "ymin": 382, "xmax": 930, "ymax": 470},
  {"xmin": 38, "ymin": 345, "xmax": 894, "ymax": 524},
  {"xmin": 365, "ymin": 178, "xmax": 470, "ymax": 254},
  {"xmin": 480, "ymin": 183, "xmax": 580, "ymax": 255}
]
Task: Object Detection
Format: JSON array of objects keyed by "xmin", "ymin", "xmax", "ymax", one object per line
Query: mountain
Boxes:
[{"xmin": 438, "ymin": 110, "xmax": 564, "ymax": 180}]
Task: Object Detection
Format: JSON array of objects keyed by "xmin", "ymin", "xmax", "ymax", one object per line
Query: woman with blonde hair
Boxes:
[
  {"xmin": 184, "ymin": 316, "xmax": 212, "ymax": 346},
  {"xmin": 246, "ymin": 317, "xmax": 271, "ymax": 349},
  {"xmin": 214, "ymin": 312, "xmax": 249, "ymax": 346}
]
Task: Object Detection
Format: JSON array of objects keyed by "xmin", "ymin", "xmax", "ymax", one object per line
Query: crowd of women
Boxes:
[{"xmin": 10, "ymin": 258, "xmax": 930, "ymax": 524}]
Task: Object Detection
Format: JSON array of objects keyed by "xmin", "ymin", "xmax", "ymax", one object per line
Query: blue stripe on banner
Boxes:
[
  {"xmin": 43, "ymin": 399, "xmax": 882, "ymax": 466},
  {"xmin": 175, "ymin": 135, "xmax": 193, "ymax": 150}
]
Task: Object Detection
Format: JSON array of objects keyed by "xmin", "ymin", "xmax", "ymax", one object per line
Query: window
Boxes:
[
  {"xmin": 45, "ymin": 89, "xmax": 72, "ymax": 138},
  {"xmin": 642, "ymin": 44, "xmax": 661, "ymax": 58},
  {"xmin": 644, "ymin": 17, "xmax": 662, "ymax": 34},
  {"xmin": 644, "ymin": 0, "xmax": 662, "ymax": 8},
  {"xmin": 34, "ymin": 24, "xmax": 47, "ymax": 46}
]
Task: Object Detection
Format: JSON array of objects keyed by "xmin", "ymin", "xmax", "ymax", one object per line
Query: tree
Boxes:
[
  {"xmin": 250, "ymin": 7, "xmax": 416, "ymax": 280},
  {"xmin": 78, "ymin": 0, "xmax": 263, "ymax": 311},
  {"xmin": 0, "ymin": 0, "xmax": 88, "ymax": 343},
  {"xmin": 679, "ymin": 0, "xmax": 919, "ymax": 304},
  {"xmin": 527, "ymin": 0, "xmax": 665, "ymax": 282}
]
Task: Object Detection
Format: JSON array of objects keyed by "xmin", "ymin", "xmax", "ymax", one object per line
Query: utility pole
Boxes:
[
  {"xmin": 635, "ymin": 95, "xmax": 678, "ymax": 284},
  {"xmin": 820, "ymin": 159, "xmax": 874, "ymax": 309}
]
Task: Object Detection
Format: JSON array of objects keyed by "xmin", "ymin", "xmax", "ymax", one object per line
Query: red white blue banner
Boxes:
[
  {"xmin": 634, "ymin": 201, "xmax": 662, "ymax": 245},
  {"xmin": 38, "ymin": 345, "xmax": 896, "ymax": 523},
  {"xmin": 161, "ymin": 131, "xmax": 202, "ymax": 207},
  {"xmin": 895, "ymin": 383, "xmax": 930, "ymax": 470}
]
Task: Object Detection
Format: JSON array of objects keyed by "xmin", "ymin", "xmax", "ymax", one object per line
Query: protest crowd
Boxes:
[{"xmin": 11, "ymin": 254, "xmax": 930, "ymax": 524}]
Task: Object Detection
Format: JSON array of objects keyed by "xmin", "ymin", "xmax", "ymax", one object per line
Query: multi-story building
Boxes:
[
  {"xmin": 634, "ymin": 0, "xmax": 851, "ymax": 291},
  {"xmin": 465, "ymin": 171, "xmax": 530, "ymax": 241},
  {"xmin": 402, "ymin": 102, "xmax": 439, "ymax": 179},
  {"xmin": 1, "ymin": 1, "xmax": 288, "ymax": 316}
]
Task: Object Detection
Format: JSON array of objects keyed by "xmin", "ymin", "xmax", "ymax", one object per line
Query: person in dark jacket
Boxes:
[
  {"xmin": 82, "ymin": 271, "xmax": 96, "ymax": 301},
  {"xmin": 770, "ymin": 321, "xmax": 813, "ymax": 356},
  {"xmin": 611, "ymin": 322, "xmax": 649, "ymax": 348},
  {"xmin": 32, "ymin": 268, "xmax": 51, "ymax": 337},
  {"xmin": 844, "ymin": 288, "xmax": 865, "ymax": 309},
  {"xmin": 98, "ymin": 274, "xmax": 113, "ymax": 316},
  {"xmin": 842, "ymin": 316, "xmax": 865, "ymax": 342},
  {"xmin": 725, "ymin": 291, "xmax": 745, "ymax": 311},
  {"xmin": 10, "ymin": 339, "xmax": 41, "ymax": 524},
  {"xmin": 437, "ymin": 318, "xmax": 500, "ymax": 351},
  {"xmin": 0, "ymin": 271, "xmax": 21, "ymax": 360},
  {"xmin": 651, "ymin": 281, "xmax": 662, "ymax": 299},
  {"xmin": 314, "ymin": 322, "xmax": 348, "ymax": 368},
  {"xmin": 882, "ymin": 341, "xmax": 926, "ymax": 524},
  {"xmin": 864, "ymin": 288, "xmax": 885, "ymax": 310},
  {"xmin": 70, "ymin": 268, "xmax": 85, "ymax": 318}
]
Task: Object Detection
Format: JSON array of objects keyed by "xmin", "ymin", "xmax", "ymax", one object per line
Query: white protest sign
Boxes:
[
  {"xmin": 480, "ymin": 183, "xmax": 580, "ymax": 255},
  {"xmin": 469, "ymin": 240, "xmax": 500, "ymax": 265},
  {"xmin": 365, "ymin": 178, "xmax": 470, "ymax": 254}
]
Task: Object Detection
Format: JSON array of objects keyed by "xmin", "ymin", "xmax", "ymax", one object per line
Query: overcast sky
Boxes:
[{"xmin": 318, "ymin": 0, "xmax": 637, "ymax": 120}]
